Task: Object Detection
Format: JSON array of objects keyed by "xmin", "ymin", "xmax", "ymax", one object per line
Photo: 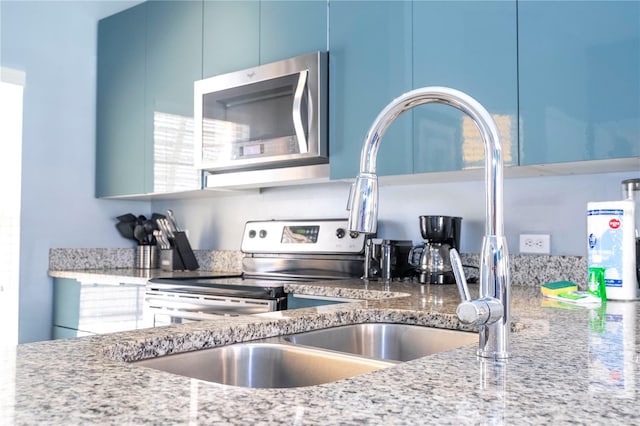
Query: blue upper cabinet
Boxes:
[
  {"xmin": 96, "ymin": 1, "xmax": 203, "ymax": 197},
  {"xmin": 519, "ymin": 1, "xmax": 640, "ymax": 165},
  {"xmin": 329, "ymin": 1, "xmax": 413, "ymax": 180},
  {"xmin": 412, "ymin": 1, "xmax": 518, "ymax": 173},
  {"xmin": 260, "ymin": 1, "xmax": 327, "ymax": 64},
  {"xmin": 203, "ymin": 1, "xmax": 326, "ymax": 77},
  {"xmin": 146, "ymin": 1, "xmax": 202, "ymax": 118},
  {"xmin": 203, "ymin": 1, "xmax": 259, "ymax": 78},
  {"xmin": 146, "ymin": 0, "xmax": 203, "ymax": 194},
  {"xmin": 96, "ymin": 3, "xmax": 147, "ymax": 197}
]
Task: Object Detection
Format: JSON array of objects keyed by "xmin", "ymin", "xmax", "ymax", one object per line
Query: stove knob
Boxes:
[
  {"xmin": 349, "ymin": 231, "xmax": 360, "ymax": 239},
  {"xmin": 248, "ymin": 230, "xmax": 256, "ymax": 238},
  {"xmin": 335, "ymin": 228, "xmax": 345, "ymax": 239},
  {"xmin": 259, "ymin": 229, "xmax": 267, "ymax": 238}
]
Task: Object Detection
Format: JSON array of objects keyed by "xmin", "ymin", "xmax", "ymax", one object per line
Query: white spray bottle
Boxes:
[{"xmin": 587, "ymin": 179, "xmax": 639, "ymax": 300}]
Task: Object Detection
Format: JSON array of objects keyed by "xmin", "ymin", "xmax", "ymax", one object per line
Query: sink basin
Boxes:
[
  {"xmin": 284, "ymin": 323, "xmax": 477, "ymax": 362},
  {"xmin": 133, "ymin": 342, "xmax": 394, "ymax": 388},
  {"xmin": 132, "ymin": 323, "xmax": 475, "ymax": 388}
]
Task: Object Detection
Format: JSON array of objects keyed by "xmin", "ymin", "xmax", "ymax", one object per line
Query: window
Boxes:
[{"xmin": 0, "ymin": 67, "xmax": 25, "ymax": 348}]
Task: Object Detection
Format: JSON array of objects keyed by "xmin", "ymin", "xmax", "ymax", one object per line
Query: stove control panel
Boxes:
[{"xmin": 241, "ymin": 219, "xmax": 367, "ymax": 254}]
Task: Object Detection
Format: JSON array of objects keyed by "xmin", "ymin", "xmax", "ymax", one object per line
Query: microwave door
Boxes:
[
  {"xmin": 292, "ymin": 69, "xmax": 309, "ymax": 154},
  {"xmin": 194, "ymin": 51, "xmax": 328, "ymax": 174}
]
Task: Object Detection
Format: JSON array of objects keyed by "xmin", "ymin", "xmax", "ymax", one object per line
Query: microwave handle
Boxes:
[{"xmin": 292, "ymin": 69, "xmax": 309, "ymax": 154}]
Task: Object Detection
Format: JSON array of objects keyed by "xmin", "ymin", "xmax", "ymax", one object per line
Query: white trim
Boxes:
[{"xmin": 0, "ymin": 67, "xmax": 26, "ymax": 87}]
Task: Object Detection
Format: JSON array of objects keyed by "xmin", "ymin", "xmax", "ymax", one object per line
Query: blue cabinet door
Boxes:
[
  {"xmin": 52, "ymin": 278, "xmax": 146, "ymax": 338},
  {"xmin": 146, "ymin": 0, "xmax": 203, "ymax": 193},
  {"xmin": 52, "ymin": 278, "xmax": 81, "ymax": 332},
  {"xmin": 329, "ymin": 1, "xmax": 413, "ymax": 180},
  {"xmin": 204, "ymin": 1, "xmax": 326, "ymax": 76},
  {"xmin": 260, "ymin": 1, "xmax": 327, "ymax": 64},
  {"xmin": 97, "ymin": 1, "xmax": 204, "ymax": 197},
  {"xmin": 95, "ymin": 3, "xmax": 147, "ymax": 197},
  {"xmin": 412, "ymin": 1, "xmax": 518, "ymax": 173},
  {"xmin": 519, "ymin": 1, "xmax": 640, "ymax": 165},
  {"xmin": 203, "ymin": 1, "xmax": 259, "ymax": 77},
  {"xmin": 53, "ymin": 326, "xmax": 84, "ymax": 340}
]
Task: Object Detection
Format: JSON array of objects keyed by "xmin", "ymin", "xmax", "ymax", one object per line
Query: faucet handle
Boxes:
[
  {"xmin": 450, "ymin": 248, "xmax": 470, "ymax": 302},
  {"xmin": 450, "ymin": 247, "xmax": 503, "ymax": 326}
]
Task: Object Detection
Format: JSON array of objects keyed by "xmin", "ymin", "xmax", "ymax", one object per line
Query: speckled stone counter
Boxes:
[
  {"xmin": 48, "ymin": 248, "xmax": 243, "ymax": 284},
  {"xmin": 2, "ymin": 278, "xmax": 638, "ymax": 425},
  {"xmin": 48, "ymin": 248, "xmax": 588, "ymax": 287},
  {"xmin": 48, "ymin": 267, "xmax": 240, "ymax": 285},
  {"xmin": 49, "ymin": 248, "xmax": 243, "ymax": 274}
]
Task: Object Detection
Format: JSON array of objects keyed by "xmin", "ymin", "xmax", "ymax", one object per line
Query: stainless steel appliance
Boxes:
[
  {"xmin": 145, "ymin": 219, "xmax": 366, "ymax": 326},
  {"xmin": 409, "ymin": 215, "xmax": 462, "ymax": 284},
  {"xmin": 193, "ymin": 52, "xmax": 328, "ymax": 188},
  {"xmin": 363, "ymin": 239, "xmax": 414, "ymax": 280},
  {"xmin": 622, "ymin": 178, "xmax": 640, "ymax": 285}
]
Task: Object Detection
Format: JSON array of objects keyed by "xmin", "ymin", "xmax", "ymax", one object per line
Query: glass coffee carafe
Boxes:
[{"xmin": 409, "ymin": 215, "xmax": 462, "ymax": 284}]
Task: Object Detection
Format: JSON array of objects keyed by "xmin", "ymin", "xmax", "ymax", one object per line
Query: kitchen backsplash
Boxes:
[
  {"xmin": 48, "ymin": 248, "xmax": 586, "ymax": 287},
  {"xmin": 48, "ymin": 248, "xmax": 243, "ymax": 273}
]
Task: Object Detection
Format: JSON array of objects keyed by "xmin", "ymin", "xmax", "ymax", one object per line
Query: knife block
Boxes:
[
  {"xmin": 172, "ymin": 231, "xmax": 199, "ymax": 270},
  {"xmin": 160, "ymin": 232, "xmax": 199, "ymax": 271},
  {"xmin": 160, "ymin": 248, "xmax": 182, "ymax": 271}
]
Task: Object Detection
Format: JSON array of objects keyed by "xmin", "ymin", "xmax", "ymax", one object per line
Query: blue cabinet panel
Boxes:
[
  {"xmin": 329, "ymin": 1, "xmax": 413, "ymax": 180},
  {"xmin": 519, "ymin": 1, "xmax": 640, "ymax": 164},
  {"xmin": 203, "ymin": 1, "xmax": 259, "ymax": 77},
  {"xmin": 52, "ymin": 326, "xmax": 86, "ymax": 340},
  {"xmin": 97, "ymin": 1, "xmax": 203, "ymax": 197},
  {"xmin": 52, "ymin": 278, "xmax": 81, "ymax": 331},
  {"xmin": 260, "ymin": 1, "xmax": 327, "ymax": 64},
  {"xmin": 146, "ymin": 0, "xmax": 203, "ymax": 193},
  {"xmin": 412, "ymin": 1, "xmax": 518, "ymax": 173},
  {"xmin": 146, "ymin": 1, "xmax": 202, "ymax": 118},
  {"xmin": 95, "ymin": 3, "xmax": 147, "ymax": 197},
  {"xmin": 52, "ymin": 278, "xmax": 146, "ymax": 339}
]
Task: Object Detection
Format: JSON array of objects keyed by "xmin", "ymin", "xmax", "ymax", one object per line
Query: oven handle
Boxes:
[
  {"xmin": 144, "ymin": 291, "xmax": 287, "ymax": 316},
  {"xmin": 148, "ymin": 307, "xmax": 232, "ymax": 323},
  {"xmin": 292, "ymin": 69, "xmax": 309, "ymax": 154}
]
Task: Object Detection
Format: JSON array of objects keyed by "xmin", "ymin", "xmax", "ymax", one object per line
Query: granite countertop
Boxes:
[
  {"xmin": 2, "ymin": 278, "xmax": 639, "ymax": 424},
  {"xmin": 48, "ymin": 268, "xmax": 240, "ymax": 285},
  {"xmin": 47, "ymin": 248, "xmax": 244, "ymax": 284}
]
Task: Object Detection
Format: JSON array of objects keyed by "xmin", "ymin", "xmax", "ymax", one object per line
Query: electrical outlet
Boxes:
[{"xmin": 519, "ymin": 234, "xmax": 551, "ymax": 254}]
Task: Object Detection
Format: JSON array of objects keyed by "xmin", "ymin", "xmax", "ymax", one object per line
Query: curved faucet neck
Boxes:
[
  {"xmin": 358, "ymin": 86, "xmax": 504, "ymax": 237},
  {"xmin": 349, "ymin": 86, "xmax": 511, "ymax": 359}
]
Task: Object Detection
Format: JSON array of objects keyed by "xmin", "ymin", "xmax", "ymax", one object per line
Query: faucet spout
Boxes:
[{"xmin": 346, "ymin": 86, "xmax": 510, "ymax": 359}]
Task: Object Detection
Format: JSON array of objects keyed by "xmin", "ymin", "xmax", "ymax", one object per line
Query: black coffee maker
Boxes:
[{"xmin": 409, "ymin": 215, "xmax": 462, "ymax": 284}]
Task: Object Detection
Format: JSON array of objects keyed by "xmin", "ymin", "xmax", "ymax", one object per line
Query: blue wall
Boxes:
[
  {"xmin": 1, "ymin": 0, "xmax": 147, "ymax": 344},
  {"xmin": 150, "ymin": 170, "xmax": 638, "ymax": 256}
]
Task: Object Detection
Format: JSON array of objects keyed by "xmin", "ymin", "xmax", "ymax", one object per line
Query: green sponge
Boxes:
[{"xmin": 541, "ymin": 281, "xmax": 578, "ymax": 297}]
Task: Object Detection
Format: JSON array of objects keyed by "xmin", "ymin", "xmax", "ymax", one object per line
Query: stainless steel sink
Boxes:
[
  {"xmin": 133, "ymin": 342, "xmax": 394, "ymax": 388},
  {"xmin": 132, "ymin": 323, "xmax": 475, "ymax": 388},
  {"xmin": 284, "ymin": 323, "xmax": 477, "ymax": 362}
]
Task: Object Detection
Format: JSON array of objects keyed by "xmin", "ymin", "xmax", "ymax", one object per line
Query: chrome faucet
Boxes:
[{"xmin": 346, "ymin": 86, "xmax": 510, "ymax": 359}]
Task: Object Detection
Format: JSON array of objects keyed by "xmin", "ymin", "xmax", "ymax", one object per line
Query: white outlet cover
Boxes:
[{"xmin": 519, "ymin": 234, "xmax": 551, "ymax": 254}]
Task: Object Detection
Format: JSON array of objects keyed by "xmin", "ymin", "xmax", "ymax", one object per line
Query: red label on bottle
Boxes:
[{"xmin": 609, "ymin": 218, "xmax": 621, "ymax": 229}]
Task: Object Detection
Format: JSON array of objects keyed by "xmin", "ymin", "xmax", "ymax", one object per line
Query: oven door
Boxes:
[
  {"xmin": 144, "ymin": 278, "xmax": 287, "ymax": 327},
  {"xmin": 144, "ymin": 291, "xmax": 281, "ymax": 327}
]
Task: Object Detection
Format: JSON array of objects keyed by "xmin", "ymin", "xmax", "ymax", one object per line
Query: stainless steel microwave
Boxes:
[{"xmin": 194, "ymin": 52, "xmax": 328, "ymax": 187}]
